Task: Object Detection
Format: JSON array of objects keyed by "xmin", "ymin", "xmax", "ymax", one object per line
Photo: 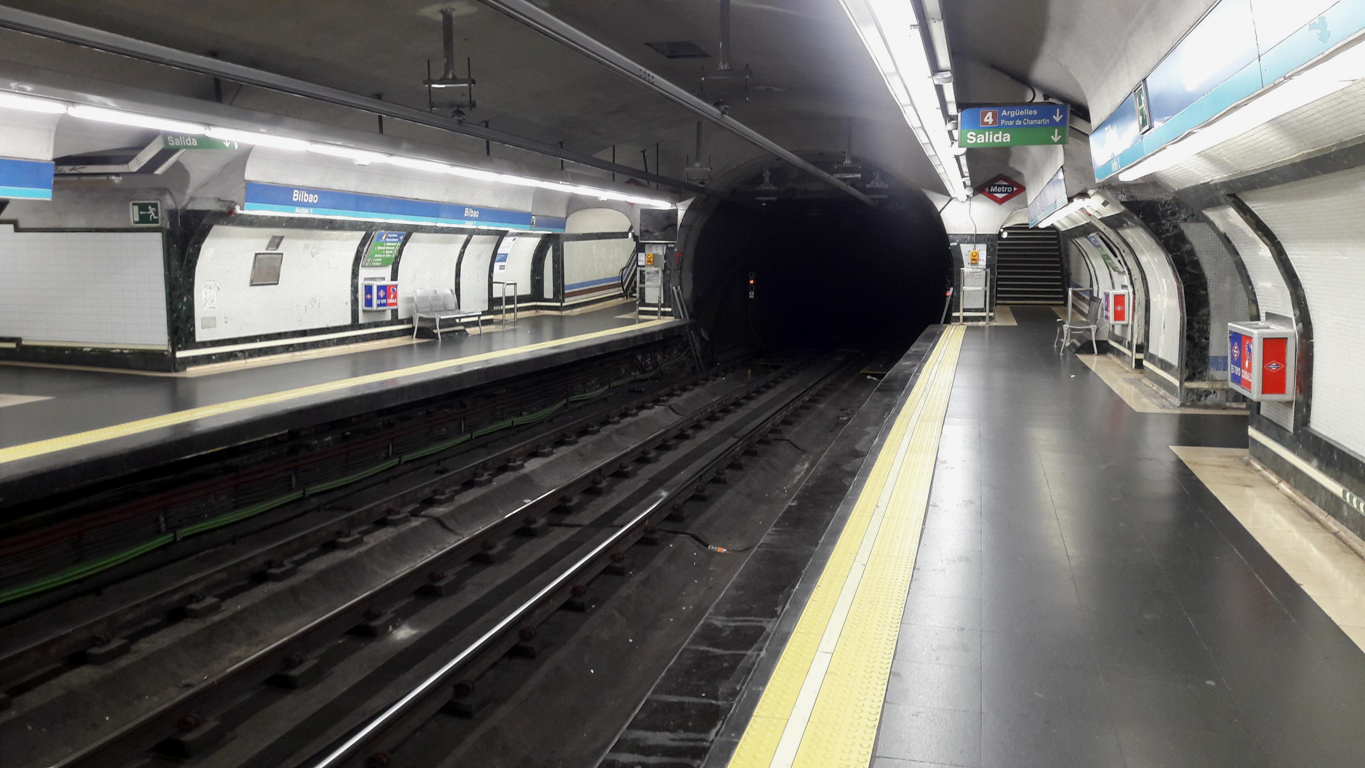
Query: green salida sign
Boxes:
[
  {"xmin": 162, "ymin": 133, "xmax": 240, "ymax": 150},
  {"xmin": 958, "ymin": 104, "xmax": 1070, "ymax": 148}
]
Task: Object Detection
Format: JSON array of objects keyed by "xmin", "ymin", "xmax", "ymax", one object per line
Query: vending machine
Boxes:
[{"xmin": 1228, "ymin": 321, "xmax": 1295, "ymax": 401}]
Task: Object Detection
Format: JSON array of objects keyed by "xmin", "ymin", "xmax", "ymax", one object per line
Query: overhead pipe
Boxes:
[
  {"xmin": 477, "ymin": 0, "xmax": 873, "ymax": 205},
  {"xmin": 0, "ymin": 5, "xmax": 712, "ymax": 197}
]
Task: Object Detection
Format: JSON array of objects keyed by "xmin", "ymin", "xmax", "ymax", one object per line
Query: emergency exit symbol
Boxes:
[
  {"xmin": 130, "ymin": 201, "xmax": 161, "ymax": 226},
  {"xmin": 981, "ymin": 109, "xmax": 998, "ymax": 127}
]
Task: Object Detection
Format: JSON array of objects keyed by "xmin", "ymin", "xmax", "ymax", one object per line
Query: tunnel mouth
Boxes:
[{"xmin": 685, "ymin": 164, "xmax": 950, "ymax": 358}]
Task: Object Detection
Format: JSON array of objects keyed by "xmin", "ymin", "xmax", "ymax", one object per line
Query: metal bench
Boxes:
[
  {"xmin": 1055, "ymin": 292, "xmax": 1101, "ymax": 354},
  {"xmin": 412, "ymin": 288, "xmax": 482, "ymax": 338}
]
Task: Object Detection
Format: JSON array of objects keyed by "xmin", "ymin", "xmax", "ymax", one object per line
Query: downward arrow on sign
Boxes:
[
  {"xmin": 1053, "ymin": 109, "xmax": 1064, "ymax": 123},
  {"xmin": 1051, "ymin": 130, "xmax": 1062, "ymax": 142}
]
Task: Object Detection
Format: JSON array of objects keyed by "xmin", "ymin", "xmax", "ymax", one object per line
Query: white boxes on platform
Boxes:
[
  {"xmin": 1228, "ymin": 321, "xmax": 1296, "ymax": 401},
  {"xmin": 361, "ymin": 280, "xmax": 399, "ymax": 311},
  {"xmin": 1103, "ymin": 289, "xmax": 1130, "ymax": 325}
]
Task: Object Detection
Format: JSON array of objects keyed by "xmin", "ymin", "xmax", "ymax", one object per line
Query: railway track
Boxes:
[{"xmin": 1, "ymin": 351, "xmax": 854, "ymax": 768}]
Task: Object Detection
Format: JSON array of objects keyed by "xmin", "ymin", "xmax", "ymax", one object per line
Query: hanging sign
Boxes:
[
  {"xmin": 979, "ymin": 175, "xmax": 1024, "ymax": 205},
  {"xmin": 0, "ymin": 157, "xmax": 54, "ymax": 200},
  {"xmin": 959, "ymin": 104, "xmax": 1070, "ymax": 148},
  {"xmin": 362, "ymin": 231, "xmax": 405, "ymax": 267}
]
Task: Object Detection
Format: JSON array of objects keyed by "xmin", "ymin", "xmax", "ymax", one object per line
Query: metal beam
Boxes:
[
  {"xmin": 477, "ymin": 0, "xmax": 874, "ymax": 205},
  {"xmin": 0, "ymin": 4, "xmax": 712, "ymax": 196}
]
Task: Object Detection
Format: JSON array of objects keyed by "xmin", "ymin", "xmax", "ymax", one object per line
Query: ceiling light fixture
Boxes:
[
  {"xmin": 67, "ymin": 104, "xmax": 205, "ymax": 134},
  {"xmin": 385, "ymin": 156, "xmax": 451, "ymax": 173},
  {"xmin": 840, "ymin": 0, "xmax": 969, "ymax": 201},
  {"xmin": 307, "ymin": 143, "xmax": 388, "ymax": 165},
  {"xmin": 0, "ymin": 91, "xmax": 68, "ymax": 114},
  {"xmin": 1119, "ymin": 38, "xmax": 1364, "ymax": 182},
  {"xmin": 205, "ymin": 126, "xmax": 310, "ymax": 151},
  {"xmin": 0, "ymin": 88, "xmax": 674, "ymax": 210}
]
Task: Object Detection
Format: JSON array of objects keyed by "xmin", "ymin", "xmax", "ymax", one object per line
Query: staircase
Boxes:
[{"xmin": 995, "ymin": 226, "xmax": 1064, "ymax": 305}]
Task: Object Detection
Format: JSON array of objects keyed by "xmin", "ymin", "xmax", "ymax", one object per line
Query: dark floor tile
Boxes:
[
  {"xmin": 980, "ymin": 571, "xmax": 1080, "ymax": 607},
  {"xmin": 903, "ymin": 593, "xmax": 983, "ymax": 632},
  {"xmin": 875, "ymin": 704, "xmax": 982, "ymax": 768},
  {"xmin": 885, "ymin": 660, "xmax": 981, "ymax": 713},
  {"xmin": 895, "ymin": 624, "xmax": 982, "ymax": 668},
  {"xmin": 982, "ymin": 629, "xmax": 1098, "ymax": 672},
  {"xmin": 1102, "ymin": 673, "xmax": 1247, "ymax": 734},
  {"xmin": 872, "ymin": 757, "xmax": 974, "ymax": 768},
  {"xmin": 1092, "ymin": 632, "xmax": 1222, "ymax": 686},
  {"xmin": 982, "ymin": 662, "xmax": 1112, "ymax": 721},
  {"xmin": 1115, "ymin": 724, "xmax": 1269, "ymax": 768},
  {"xmin": 980, "ymin": 599, "xmax": 1092, "ymax": 637},
  {"xmin": 980, "ymin": 711, "xmax": 1126, "ymax": 768}
]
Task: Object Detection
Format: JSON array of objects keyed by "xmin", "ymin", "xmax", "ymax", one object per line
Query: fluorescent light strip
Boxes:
[
  {"xmin": 307, "ymin": 143, "xmax": 388, "ymax": 165},
  {"xmin": 844, "ymin": 0, "xmax": 968, "ymax": 200},
  {"xmin": 0, "ymin": 92, "xmax": 68, "ymax": 114},
  {"xmin": 205, "ymin": 126, "xmax": 310, "ymax": 151},
  {"xmin": 67, "ymin": 104, "xmax": 205, "ymax": 134},
  {"xmin": 1119, "ymin": 40, "xmax": 1364, "ymax": 182},
  {"xmin": 0, "ymin": 91, "xmax": 676, "ymax": 209}
]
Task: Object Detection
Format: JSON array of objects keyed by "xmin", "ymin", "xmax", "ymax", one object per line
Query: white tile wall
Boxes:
[
  {"xmin": 458, "ymin": 234, "xmax": 501, "ymax": 313},
  {"xmin": 1205, "ymin": 206, "xmax": 1294, "ymax": 318},
  {"xmin": 1205, "ymin": 205, "xmax": 1296, "ymax": 428},
  {"xmin": 0, "ymin": 225, "xmax": 168, "ymax": 346},
  {"xmin": 1118, "ymin": 223, "xmax": 1183, "ymax": 370},
  {"xmin": 565, "ymin": 208, "xmax": 630, "ymax": 234},
  {"xmin": 563, "ymin": 238, "xmax": 633, "ymax": 300},
  {"xmin": 1244, "ymin": 166, "xmax": 1365, "ymax": 457},
  {"xmin": 493, "ymin": 235, "xmax": 543, "ymax": 296},
  {"xmin": 194, "ymin": 226, "xmax": 361, "ymax": 342},
  {"xmin": 395, "ymin": 233, "xmax": 467, "ymax": 318}
]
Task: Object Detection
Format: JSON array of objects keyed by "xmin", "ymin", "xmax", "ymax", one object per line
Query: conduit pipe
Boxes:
[
  {"xmin": 0, "ymin": 5, "xmax": 711, "ymax": 197},
  {"xmin": 477, "ymin": 0, "xmax": 874, "ymax": 205}
]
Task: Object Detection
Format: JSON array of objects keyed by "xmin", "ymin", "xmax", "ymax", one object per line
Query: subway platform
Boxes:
[
  {"xmin": 0, "ymin": 305, "xmax": 684, "ymax": 508},
  {"xmin": 609, "ymin": 306, "xmax": 1365, "ymax": 768}
]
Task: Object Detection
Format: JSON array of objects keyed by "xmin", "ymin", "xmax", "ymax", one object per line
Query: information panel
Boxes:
[{"xmin": 959, "ymin": 104, "xmax": 1070, "ymax": 148}]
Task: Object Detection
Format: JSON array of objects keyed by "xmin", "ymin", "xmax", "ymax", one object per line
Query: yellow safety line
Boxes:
[
  {"xmin": 0, "ymin": 320, "xmax": 674, "ymax": 467},
  {"xmin": 728, "ymin": 325, "xmax": 964, "ymax": 768}
]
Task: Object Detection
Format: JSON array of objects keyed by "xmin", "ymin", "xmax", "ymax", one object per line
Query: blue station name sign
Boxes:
[{"xmin": 242, "ymin": 182, "xmax": 567, "ymax": 232}]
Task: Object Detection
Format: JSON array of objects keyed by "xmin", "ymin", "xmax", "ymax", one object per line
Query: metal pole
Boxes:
[
  {"xmin": 0, "ymin": 5, "xmax": 711, "ymax": 197},
  {"xmin": 477, "ymin": 0, "xmax": 873, "ymax": 205}
]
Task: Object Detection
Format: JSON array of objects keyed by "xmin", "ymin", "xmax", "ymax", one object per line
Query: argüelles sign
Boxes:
[
  {"xmin": 979, "ymin": 175, "xmax": 1024, "ymax": 205},
  {"xmin": 959, "ymin": 104, "xmax": 1070, "ymax": 148}
]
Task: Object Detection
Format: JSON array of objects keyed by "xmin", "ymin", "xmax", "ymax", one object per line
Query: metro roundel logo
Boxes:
[{"xmin": 980, "ymin": 175, "xmax": 1024, "ymax": 205}]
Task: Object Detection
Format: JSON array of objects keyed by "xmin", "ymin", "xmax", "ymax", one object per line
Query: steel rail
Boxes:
[
  {"xmin": 476, "ymin": 0, "xmax": 875, "ymax": 205},
  {"xmin": 308, "ymin": 356, "xmax": 846, "ymax": 767},
  {"xmin": 0, "ymin": 361, "xmax": 707, "ymax": 689},
  {"xmin": 33, "ymin": 358, "xmax": 795, "ymax": 768},
  {"xmin": 0, "ymin": 5, "xmax": 710, "ymax": 197}
]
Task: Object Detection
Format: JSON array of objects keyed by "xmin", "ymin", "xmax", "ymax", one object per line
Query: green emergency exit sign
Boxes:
[{"xmin": 130, "ymin": 200, "xmax": 161, "ymax": 226}]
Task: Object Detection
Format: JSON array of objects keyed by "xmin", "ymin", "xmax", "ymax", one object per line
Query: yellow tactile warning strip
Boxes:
[
  {"xmin": 729, "ymin": 325, "xmax": 964, "ymax": 768},
  {"xmin": 0, "ymin": 320, "xmax": 673, "ymax": 467}
]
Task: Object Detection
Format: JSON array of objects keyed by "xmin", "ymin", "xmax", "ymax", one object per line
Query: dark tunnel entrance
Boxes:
[{"xmin": 686, "ymin": 191, "xmax": 950, "ymax": 358}]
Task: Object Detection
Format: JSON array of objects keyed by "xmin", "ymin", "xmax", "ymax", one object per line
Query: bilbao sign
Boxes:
[{"xmin": 979, "ymin": 175, "xmax": 1024, "ymax": 205}]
